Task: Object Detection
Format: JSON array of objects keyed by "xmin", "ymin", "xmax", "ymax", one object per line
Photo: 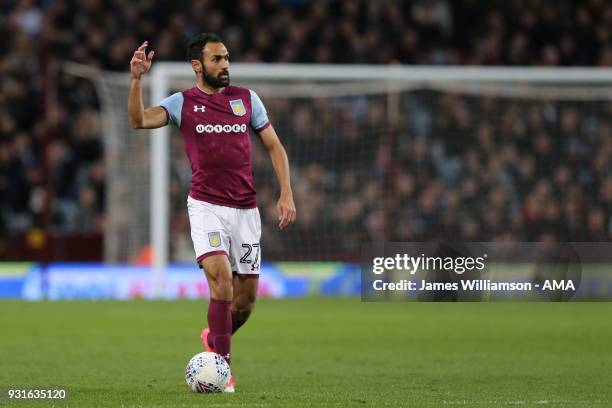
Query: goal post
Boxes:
[
  {"xmin": 59, "ymin": 61, "xmax": 612, "ymax": 296},
  {"xmin": 149, "ymin": 66, "xmax": 169, "ymax": 291}
]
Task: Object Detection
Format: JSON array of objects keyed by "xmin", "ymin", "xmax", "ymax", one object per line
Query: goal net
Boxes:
[{"xmin": 61, "ymin": 63, "xmax": 612, "ymax": 272}]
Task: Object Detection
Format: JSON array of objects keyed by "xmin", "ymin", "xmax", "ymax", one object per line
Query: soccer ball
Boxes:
[{"xmin": 185, "ymin": 352, "xmax": 231, "ymax": 393}]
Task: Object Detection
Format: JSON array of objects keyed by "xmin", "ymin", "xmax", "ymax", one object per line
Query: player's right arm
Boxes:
[{"xmin": 128, "ymin": 41, "xmax": 167, "ymax": 129}]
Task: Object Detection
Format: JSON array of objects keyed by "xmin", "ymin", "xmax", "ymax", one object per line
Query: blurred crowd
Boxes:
[
  {"xmin": 1, "ymin": 0, "xmax": 611, "ymax": 260},
  {"xmin": 234, "ymin": 93, "xmax": 611, "ymax": 261}
]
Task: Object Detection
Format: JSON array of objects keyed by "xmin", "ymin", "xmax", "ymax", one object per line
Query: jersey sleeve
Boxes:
[
  {"xmin": 159, "ymin": 92, "xmax": 184, "ymax": 127},
  {"xmin": 249, "ymin": 90, "xmax": 271, "ymax": 131}
]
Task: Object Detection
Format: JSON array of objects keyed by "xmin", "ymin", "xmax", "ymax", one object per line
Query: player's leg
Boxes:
[
  {"xmin": 228, "ymin": 206, "xmax": 262, "ymax": 334},
  {"xmin": 217, "ymin": 206, "xmax": 260, "ymax": 394},
  {"xmin": 186, "ymin": 196, "xmax": 233, "ymax": 364},
  {"xmin": 200, "ymin": 254, "xmax": 233, "ymax": 365},
  {"xmin": 231, "ymin": 274, "xmax": 258, "ymax": 334}
]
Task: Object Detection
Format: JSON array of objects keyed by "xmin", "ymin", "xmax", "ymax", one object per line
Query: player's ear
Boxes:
[{"xmin": 190, "ymin": 59, "xmax": 202, "ymax": 75}]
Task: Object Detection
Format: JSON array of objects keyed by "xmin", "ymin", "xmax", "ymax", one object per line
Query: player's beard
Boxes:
[{"xmin": 203, "ymin": 68, "xmax": 230, "ymax": 89}]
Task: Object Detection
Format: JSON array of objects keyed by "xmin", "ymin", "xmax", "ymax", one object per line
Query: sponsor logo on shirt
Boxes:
[{"xmin": 196, "ymin": 124, "xmax": 248, "ymax": 134}]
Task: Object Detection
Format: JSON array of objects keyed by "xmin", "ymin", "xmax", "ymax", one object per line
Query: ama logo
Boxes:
[{"xmin": 542, "ymin": 280, "xmax": 576, "ymax": 290}]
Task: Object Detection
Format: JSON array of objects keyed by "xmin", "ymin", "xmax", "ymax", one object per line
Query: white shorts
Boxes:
[{"xmin": 187, "ymin": 196, "xmax": 261, "ymax": 277}]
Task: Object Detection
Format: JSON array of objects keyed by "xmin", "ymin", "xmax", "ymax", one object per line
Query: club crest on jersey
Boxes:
[
  {"xmin": 229, "ymin": 99, "xmax": 246, "ymax": 116},
  {"xmin": 208, "ymin": 231, "xmax": 221, "ymax": 248}
]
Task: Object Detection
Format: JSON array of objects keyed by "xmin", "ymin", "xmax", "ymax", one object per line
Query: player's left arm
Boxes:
[{"xmin": 257, "ymin": 125, "xmax": 296, "ymax": 230}]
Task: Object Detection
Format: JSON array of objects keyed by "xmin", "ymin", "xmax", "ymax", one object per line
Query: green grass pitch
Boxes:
[{"xmin": 1, "ymin": 298, "xmax": 611, "ymax": 407}]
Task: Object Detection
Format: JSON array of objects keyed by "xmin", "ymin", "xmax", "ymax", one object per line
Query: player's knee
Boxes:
[
  {"xmin": 231, "ymin": 301, "xmax": 254, "ymax": 319},
  {"xmin": 213, "ymin": 277, "xmax": 233, "ymax": 299},
  {"xmin": 208, "ymin": 274, "xmax": 233, "ymax": 300}
]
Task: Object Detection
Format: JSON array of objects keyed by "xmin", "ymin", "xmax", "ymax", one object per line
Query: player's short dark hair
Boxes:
[{"xmin": 187, "ymin": 33, "xmax": 223, "ymax": 61}]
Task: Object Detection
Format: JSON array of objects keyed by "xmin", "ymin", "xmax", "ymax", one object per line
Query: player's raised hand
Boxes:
[
  {"xmin": 130, "ymin": 41, "xmax": 155, "ymax": 80},
  {"xmin": 277, "ymin": 194, "xmax": 296, "ymax": 230}
]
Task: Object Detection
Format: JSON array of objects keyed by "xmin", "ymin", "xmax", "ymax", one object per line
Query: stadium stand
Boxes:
[{"xmin": 1, "ymin": 0, "xmax": 610, "ymax": 261}]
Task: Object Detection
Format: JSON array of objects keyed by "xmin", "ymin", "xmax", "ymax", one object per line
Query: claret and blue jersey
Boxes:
[{"xmin": 160, "ymin": 85, "xmax": 271, "ymax": 209}]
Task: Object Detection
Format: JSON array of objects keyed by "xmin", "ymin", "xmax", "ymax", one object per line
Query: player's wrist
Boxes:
[{"xmin": 280, "ymin": 190, "xmax": 293, "ymax": 199}]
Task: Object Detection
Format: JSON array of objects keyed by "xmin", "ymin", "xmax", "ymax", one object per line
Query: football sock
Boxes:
[{"xmin": 208, "ymin": 298, "xmax": 232, "ymax": 365}]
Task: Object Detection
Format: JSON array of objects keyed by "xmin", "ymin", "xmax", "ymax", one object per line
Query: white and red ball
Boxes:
[{"xmin": 185, "ymin": 352, "xmax": 230, "ymax": 393}]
